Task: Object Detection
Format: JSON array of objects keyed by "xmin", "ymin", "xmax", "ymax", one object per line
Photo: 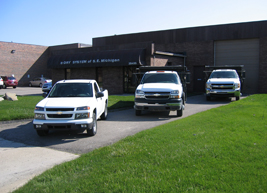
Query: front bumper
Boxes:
[
  {"xmin": 206, "ymin": 89, "xmax": 240, "ymax": 97},
  {"xmin": 134, "ymin": 98, "xmax": 183, "ymax": 111},
  {"xmin": 33, "ymin": 118, "xmax": 93, "ymax": 130}
]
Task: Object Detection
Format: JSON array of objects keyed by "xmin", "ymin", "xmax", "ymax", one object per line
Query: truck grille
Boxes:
[
  {"xmin": 46, "ymin": 108, "xmax": 74, "ymax": 111},
  {"xmin": 144, "ymin": 92, "xmax": 170, "ymax": 99},
  {"xmin": 47, "ymin": 114, "xmax": 73, "ymax": 118},
  {"xmin": 211, "ymin": 84, "xmax": 234, "ymax": 89}
]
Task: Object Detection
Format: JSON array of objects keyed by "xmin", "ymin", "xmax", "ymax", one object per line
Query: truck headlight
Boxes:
[
  {"xmin": 206, "ymin": 83, "xmax": 211, "ymax": 89},
  {"xmin": 235, "ymin": 83, "xmax": 240, "ymax": 89},
  {"xmin": 135, "ymin": 90, "xmax": 145, "ymax": 98},
  {"xmin": 35, "ymin": 113, "xmax": 45, "ymax": 120},
  {"xmin": 35, "ymin": 107, "xmax": 44, "ymax": 111},
  {"xmin": 170, "ymin": 90, "xmax": 179, "ymax": 99},
  {"xmin": 75, "ymin": 113, "xmax": 90, "ymax": 119},
  {"xmin": 77, "ymin": 106, "xmax": 90, "ymax": 110}
]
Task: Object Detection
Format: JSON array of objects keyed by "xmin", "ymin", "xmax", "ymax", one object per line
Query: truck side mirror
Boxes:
[
  {"xmin": 96, "ymin": 92, "xmax": 104, "ymax": 98},
  {"xmin": 242, "ymin": 71, "xmax": 246, "ymax": 79},
  {"xmin": 186, "ymin": 73, "xmax": 191, "ymax": 84},
  {"xmin": 42, "ymin": 92, "xmax": 48, "ymax": 98}
]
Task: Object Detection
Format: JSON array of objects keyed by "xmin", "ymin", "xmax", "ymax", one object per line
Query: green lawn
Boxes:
[
  {"xmin": 0, "ymin": 95, "xmax": 134, "ymax": 121},
  {"xmin": 14, "ymin": 94, "xmax": 267, "ymax": 192}
]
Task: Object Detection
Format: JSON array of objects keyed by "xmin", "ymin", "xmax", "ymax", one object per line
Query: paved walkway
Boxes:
[{"xmin": 0, "ymin": 138, "xmax": 79, "ymax": 193}]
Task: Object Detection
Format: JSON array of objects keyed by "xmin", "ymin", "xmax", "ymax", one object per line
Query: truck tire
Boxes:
[
  {"xmin": 177, "ymin": 108, "xmax": 183, "ymax": 117},
  {"xmin": 36, "ymin": 130, "xmax": 49, "ymax": 136},
  {"xmin": 135, "ymin": 110, "xmax": 142, "ymax": 116},
  {"xmin": 236, "ymin": 96, "xmax": 240, "ymax": 101},
  {"xmin": 100, "ymin": 101, "xmax": 108, "ymax": 120},
  {"xmin": 87, "ymin": 112, "xmax": 97, "ymax": 136}
]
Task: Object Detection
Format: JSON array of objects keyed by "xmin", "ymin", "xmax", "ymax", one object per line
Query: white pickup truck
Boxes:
[
  {"xmin": 134, "ymin": 70, "xmax": 185, "ymax": 117},
  {"xmin": 205, "ymin": 69, "xmax": 241, "ymax": 101},
  {"xmin": 33, "ymin": 79, "xmax": 108, "ymax": 136}
]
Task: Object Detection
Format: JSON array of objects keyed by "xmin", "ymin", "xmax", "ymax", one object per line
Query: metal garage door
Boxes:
[{"xmin": 214, "ymin": 39, "xmax": 259, "ymax": 94}]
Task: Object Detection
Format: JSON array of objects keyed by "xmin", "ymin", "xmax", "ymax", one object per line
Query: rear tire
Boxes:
[
  {"xmin": 36, "ymin": 130, "xmax": 49, "ymax": 136},
  {"xmin": 100, "ymin": 101, "xmax": 108, "ymax": 120},
  {"xmin": 87, "ymin": 112, "xmax": 97, "ymax": 136}
]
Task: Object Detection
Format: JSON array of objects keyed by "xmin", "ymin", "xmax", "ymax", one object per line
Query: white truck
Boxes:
[
  {"xmin": 134, "ymin": 70, "xmax": 185, "ymax": 117},
  {"xmin": 33, "ymin": 79, "xmax": 108, "ymax": 136},
  {"xmin": 205, "ymin": 69, "xmax": 242, "ymax": 101}
]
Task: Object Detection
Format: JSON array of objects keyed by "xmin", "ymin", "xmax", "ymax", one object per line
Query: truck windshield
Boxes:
[
  {"xmin": 48, "ymin": 83, "xmax": 93, "ymax": 97},
  {"xmin": 210, "ymin": 71, "xmax": 238, "ymax": 79},
  {"xmin": 141, "ymin": 73, "xmax": 179, "ymax": 84}
]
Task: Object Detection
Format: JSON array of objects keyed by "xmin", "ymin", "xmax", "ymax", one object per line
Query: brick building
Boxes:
[
  {"xmin": 0, "ymin": 42, "xmax": 50, "ymax": 86},
  {"xmin": 1, "ymin": 20, "xmax": 267, "ymax": 94}
]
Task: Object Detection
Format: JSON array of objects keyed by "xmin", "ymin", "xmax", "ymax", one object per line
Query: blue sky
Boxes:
[{"xmin": 1, "ymin": 0, "xmax": 266, "ymax": 46}]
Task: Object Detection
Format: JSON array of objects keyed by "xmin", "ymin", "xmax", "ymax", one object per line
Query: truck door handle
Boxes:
[{"xmin": 197, "ymin": 79, "xmax": 202, "ymax": 81}]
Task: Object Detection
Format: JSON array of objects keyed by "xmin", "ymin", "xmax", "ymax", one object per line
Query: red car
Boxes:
[{"xmin": 1, "ymin": 76, "xmax": 18, "ymax": 88}]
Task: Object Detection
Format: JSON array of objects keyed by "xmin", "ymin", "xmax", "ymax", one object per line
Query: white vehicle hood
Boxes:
[
  {"xmin": 207, "ymin": 78, "xmax": 240, "ymax": 84},
  {"xmin": 137, "ymin": 83, "xmax": 181, "ymax": 92},
  {"xmin": 36, "ymin": 97, "xmax": 93, "ymax": 108}
]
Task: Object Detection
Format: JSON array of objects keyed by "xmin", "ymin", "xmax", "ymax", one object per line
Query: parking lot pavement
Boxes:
[{"xmin": 0, "ymin": 87, "xmax": 43, "ymax": 96}]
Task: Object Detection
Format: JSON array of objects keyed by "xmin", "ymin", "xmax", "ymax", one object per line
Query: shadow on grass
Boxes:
[{"xmin": 108, "ymin": 101, "xmax": 134, "ymax": 111}]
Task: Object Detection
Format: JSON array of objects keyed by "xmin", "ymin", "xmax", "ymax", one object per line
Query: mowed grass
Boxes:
[
  {"xmin": 0, "ymin": 95, "xmax": 134, "ymax": 121},
  {"xmin": 14, "ymin": 94, "xmax": 267, "ymax": 192}
]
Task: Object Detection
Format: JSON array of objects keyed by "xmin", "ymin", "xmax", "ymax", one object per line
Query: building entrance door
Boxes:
[
  {"xmin": 193, "ymin": 66, "xmax": 205, "ymax": 93},
  {"xmin": 123, "ymin": 66, "xmax": 137, "ymax": 93}
]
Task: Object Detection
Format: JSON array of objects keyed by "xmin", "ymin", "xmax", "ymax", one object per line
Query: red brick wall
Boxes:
[
  {"xmin": 102, "ymin": 67, "xmax": 123, "ymax": 94},
  {"xmin": 0, "ymin": 41, "xmax": 50, "ymax": 86}
]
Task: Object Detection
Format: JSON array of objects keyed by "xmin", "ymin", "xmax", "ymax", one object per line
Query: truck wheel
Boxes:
[
  {"xmin": 177, "ymin": 108, "xmax": 183, "ymax": 117},
  {"xmin": 135, "ymin": 110, "xmax": 142, "ymax": 116},
  {"xmin": 87, "ymin": 112, "xmax": 97, "ymax": 136},
  {"xmin": 236, "ymin": 96, "xmax": 240, "ymax": 101},
  {"xmin": 100, "ymin": 101, "xmax": 108, "ymax": 120},
  {"xmin": 36, "ymin": 130, "xmax": 49, "ymax": 136}
]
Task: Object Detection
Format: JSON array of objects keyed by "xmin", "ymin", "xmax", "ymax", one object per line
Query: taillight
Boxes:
[{"xmin": 45, "ymin": 81, "xmax": 47, "ymax": 83}]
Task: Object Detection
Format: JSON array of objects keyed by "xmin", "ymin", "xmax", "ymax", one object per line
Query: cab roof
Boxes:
[{"xmin": 56, "ymin": 79, "xmax": 95, "ymax": 84}]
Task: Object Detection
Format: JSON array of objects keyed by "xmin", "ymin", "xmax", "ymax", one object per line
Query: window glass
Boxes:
[{"xmin": 49, "ymin": 83, "xmax": 93, "ymax": 97}]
